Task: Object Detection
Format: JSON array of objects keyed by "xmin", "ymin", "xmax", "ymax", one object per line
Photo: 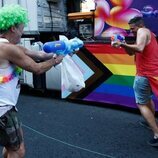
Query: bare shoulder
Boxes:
[
  {"xmin": 0, "ymin": 42, "xmax": 10, "ymax": 49},
  {"xmin": 0, "ymin": 43, "xmax": 10, "ymax": 58},
  {"xmin": 138, "ymin": 28, "xmax": 150, "ymax": 35},
  {"xmin": 0, "ymin": 43, "xmax": 25, "ymax": 59},
  {"xmin": 137, "ymin": 28, "xmax": 151, "ymax": 45}
]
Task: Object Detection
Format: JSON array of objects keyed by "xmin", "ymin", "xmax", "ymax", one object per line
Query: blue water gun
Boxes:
[
  {"xmin": 43, "ymin": 35, "xmax": 84, "ymax": 55},
  {"xmin": 111, "ymin": 34, "xmax": 125, "ymax": 47},
  {"xmin": 111, "ymin": 34, "xmax": 125, "ymax": 43}
]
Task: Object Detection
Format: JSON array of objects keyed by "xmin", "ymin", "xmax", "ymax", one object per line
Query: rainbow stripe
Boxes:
[
  {"xmin": 84, "ymin": 43, "xmax": 138, "ymax": 108},
  {"xmin": 84, "ymin": 43, "xmax": 158, "ymax": 109}
]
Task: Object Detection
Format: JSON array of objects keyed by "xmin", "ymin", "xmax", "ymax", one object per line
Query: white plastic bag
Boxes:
[{"xmin": 61, "ymin": 55, "xmax": 85, "ymax": 92}]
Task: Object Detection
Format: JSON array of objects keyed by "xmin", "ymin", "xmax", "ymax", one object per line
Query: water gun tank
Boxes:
[
  {"xmin": 43, "ymin": 35, "xmax": 84, "ymax": 55},
  {"xmin": 43, "ymin": 40, "xmax": 66, "ymax": 54}
]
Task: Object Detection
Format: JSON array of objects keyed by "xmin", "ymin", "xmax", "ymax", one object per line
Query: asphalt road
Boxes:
[{"xmin": 0, "ymin": 90, "xmax": 158, "ymax": 158}]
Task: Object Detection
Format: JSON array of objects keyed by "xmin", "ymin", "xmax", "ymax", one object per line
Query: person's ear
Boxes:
[
  {"xmin": 10, "ymin": 26, "xmax": 17, "ymax": 33},
  {"xmin": 139, "ymin": 24, "xmax": 144, "ymax": 28}
]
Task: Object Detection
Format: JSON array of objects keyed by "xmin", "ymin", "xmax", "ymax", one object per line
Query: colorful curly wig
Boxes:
[{"xmin": 0, "ymin": 4, "xmax": 29, "ymax": 31}]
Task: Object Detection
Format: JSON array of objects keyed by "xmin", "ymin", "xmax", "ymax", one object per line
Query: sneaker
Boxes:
[
  {"xmin": 148, "ymin": 136, "xmax": 158, "ymax": 146},
  {"xmin": 139, "ymin": 120, "xmax": 151, "ymax": 130}
]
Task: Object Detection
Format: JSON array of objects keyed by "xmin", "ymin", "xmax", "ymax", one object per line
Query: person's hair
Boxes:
[
  {"xmin": 0, "ymin": 4, "xmax": 29, "ymax": 32},
  {"xmin": 128, "ymin": 16, "xmax": 144, "ymax": 26}
]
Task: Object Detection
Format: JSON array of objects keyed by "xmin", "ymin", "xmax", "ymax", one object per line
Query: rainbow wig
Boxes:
[{"xmin": 0, "ymin": 4, "xmax": 29, "ymax": 31}]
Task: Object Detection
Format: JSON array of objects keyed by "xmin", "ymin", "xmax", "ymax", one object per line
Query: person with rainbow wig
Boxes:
[{"xmin": 0, "ymin": 4, "xmax": 63, "ymax": 158}]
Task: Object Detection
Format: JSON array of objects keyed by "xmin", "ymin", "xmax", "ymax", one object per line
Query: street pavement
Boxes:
[{"xmin": 0, "ymin": 89, "xmax": 158, "ymax": 158}]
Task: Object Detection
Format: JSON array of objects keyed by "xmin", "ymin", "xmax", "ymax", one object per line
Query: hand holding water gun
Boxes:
[
  {"xmin": 111, "ymin": 34, "xmax": 125, "ymax": 48},
  {"xmin": 43, "ymin": 35, "xmax": 84, "ymax": 55}
]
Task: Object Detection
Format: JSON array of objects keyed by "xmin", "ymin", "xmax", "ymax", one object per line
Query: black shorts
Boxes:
[{"xmin": 0, "ymin": 108, "xmax": 23, "ymax": 150}]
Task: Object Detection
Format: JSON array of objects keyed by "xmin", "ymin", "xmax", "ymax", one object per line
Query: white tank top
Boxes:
[{"xmin": 0, "ymin": 38, "xmax": 20, "ymax": 116}]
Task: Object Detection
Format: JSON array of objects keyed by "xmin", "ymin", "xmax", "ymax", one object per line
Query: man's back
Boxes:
[{"xmin": 135, "ymin": 30, "xmax": 158, "ymax": 76}]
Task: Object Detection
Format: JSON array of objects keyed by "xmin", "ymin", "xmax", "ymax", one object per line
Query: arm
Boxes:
[
  {"xmin": 122, "ymin": 46, "xmax": 136, "ymax": 56},
  {"xmin": 120, "ymin": 28, "xmax": 148, "ymax": 53},
  {"xmin": 0, "ymin": 43, "xmax": 63, "ymax": 75},
  {"xmin": 18, "ymin": 45, "xmax": 54, "ymax": 61},
  {"xmin": 112, "ymin": 28, "xmax": 149, "ymax": 55}
]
